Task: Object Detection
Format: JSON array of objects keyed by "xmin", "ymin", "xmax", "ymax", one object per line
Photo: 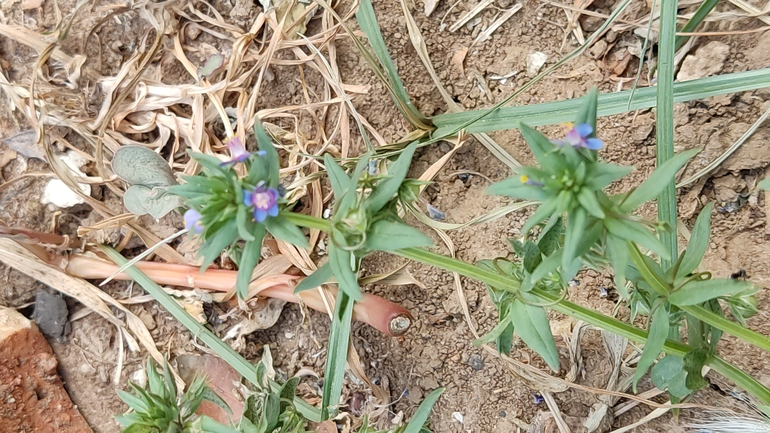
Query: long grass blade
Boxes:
[
  {"xmin": 353, "ymin": 0, "xmax": 432, "ymax": 129},
  {"xmin": 321, "ymin": 290, "xmax": 355, "ymax": 419},
  {"xmin": 675, "ymin": 0, "xmax": 719, "ymax": 51},
  {"xmin": 656, "ymin": 0, "xmax": 679, "ymax": 269},
  {"xmin": 99, "ymin": 245, "xmax": 322, "ymax": 422},
  {"xmin": 430, "ymin": 68, "xmax": 770, "ymax": 135}
]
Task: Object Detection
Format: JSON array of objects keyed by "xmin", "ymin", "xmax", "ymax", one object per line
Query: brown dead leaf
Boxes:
[
  {"xmin": 0, "ymin": 150, "xmax": 16, "ymax": 170},
  {"xmin": 451, "ymin": 47, "xmax": 469, "ymax": 77},
  {"xmin": 314, "ymin": 421, "xmax": 337, "ymax": 433},
  {"xmin": 424, "ymin": 0, "xmax": 440, "ymax": 16}
]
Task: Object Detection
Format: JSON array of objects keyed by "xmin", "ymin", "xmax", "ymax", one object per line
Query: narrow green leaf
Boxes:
[
  {"xmin": 202, "ymin": 387, "xmax": 232, "ymax": 415},
  {"xmin": 633, "ymin": 305, "xmax": 670, "ymax": 391},
  {"xmin": 295, "ymin": 263, "xmax": 333, "ymax": 293},
  {"xmin": 366, "ymin": 142, "xmax": 417, "ymax": 213},
  {"xmin": 521, "ymin": 200, "xmax": 559, "ymax": 236},
  {"xmin": 484, "ymin": 177, "xmax": 549, "ymax": 201},
  {"xmin": 328, "ymin": 245, "xmax": 362, "ymax": 301},
  {"xmin": 668, "ymin": 278, "xmax": 753, "ymax": 306},
  {"xmin": 537, "ymin": 217, "xmax": 563, "ymax": 256},
  {"xmin": 236, "ymin": 206, "xmax": 256, "ymax": 242},
  {"xmin": 760, "ymin": 177, "xmax": 770, "ymax": 190},
  {"xmin": 191, "ymin": 152, "xmax": 230, "ymax": 178},
  {"xmin": 574, "ymin": 87, "xmax": 598, "ymax": 132},
  {"xmin": 363, "ymin": 220, "xmax": 433, "ymax": 252},
  {"xmin": 145, "ymin": 361, "xmax": 164, "ymax": 398},
  {"xmin": 588, "ymin": 163, "xmax": 634, "ymax": 190},
  {"xmin": 116, "ymin": 389, "xmax": 150, "ymax": 413},
  {"xmin": 355, "ymin": 0, "xmax": 430, "ymax": 128},
  {"xmin": 279, "ymin": 377, "xmax": 301, "ymax": 412},
  {"xmin": 529, "ymin": 250, "xmax": 563, "ymax": 287},
  {"xmin": 253, "ymin": 120, "xmax": 280, "ymax": 187},
  {"xmin": 519, "ymin": 124, "xmax": 562, "ymax": 172},
  {"xmin": 161, "ymin": 360, "xmax": 176, "ymax": 398},
  {"xmin": 677, "ymin": 202, "xmax": 714, "ymax": 277},
  {"xmin": 473, "ymin": 310, "xmax": 514, "ymax": 349},
  {"xmin": 336, "ymin": 152, "xmax": 373, "ymax": 216},
  {"xmin": 577, "ymin": 189, "xmax": 605, "ymax": 219},
  {"xmin": 199, "ymin": 219, "xmax": 239, "ymax": 271},
  {"xmin": 605, "ymin": 219, "xmax": 669, "ymax": 261},
  {"xmin": 403, "ymin": 388, "xmax": 445, "ymax": 433},
  {"xmin": 236, "ymin": 225, "xmax": 266, "ymax": 299},
  {"xmin": 324, "ymin": 154, "xmax": 351, "ymax": 202},
  {"xmin": 322, "ymin": 291, "xmax": 355, "ymax": 419},
  {"xmin": 264, "ymin": 215, "xmax": 309, "ymax": 248},
  {"xmin": 511, "ymin": 300, "xmax": 560, "ymax": 372},
  {"xmin": 674, "ymin": 0, "xmax": 719, "ymax": 51},
  {"xmin": 606, "ymin": 236, "xmax": 629, "ymax": 298},
  {"xmin": 621, "ymin": 149, "xmax": 699, "ymax": 212},
  {"xmin": 431, "ymin": 68, "xmax": 770, "ymax": 135},
  {"xmin": 562, "ymin": 207, "xmax": 587, "ymax": 270}
]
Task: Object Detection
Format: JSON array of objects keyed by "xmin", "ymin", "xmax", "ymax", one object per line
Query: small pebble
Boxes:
[{"xmin": 469, "ymin": 353, "xmax": 484, "ymax": 371}]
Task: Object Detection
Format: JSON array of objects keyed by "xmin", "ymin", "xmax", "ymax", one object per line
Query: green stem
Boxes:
[
  {"xmin": 627, "ymin": 241, "xmax": 770, "ymax": 354},
  {"xmin": 394, "ymin": 247, "xmax": 770, "ymax": 406},
  {"xmin": 285, "ymin": 213, "xmax": 770, "ymax": 407}
]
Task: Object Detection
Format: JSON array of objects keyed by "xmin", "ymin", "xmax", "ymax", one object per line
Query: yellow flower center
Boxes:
[{"xmin": 520, "ymin": 175, "xmax": 530, "ymax": 184}]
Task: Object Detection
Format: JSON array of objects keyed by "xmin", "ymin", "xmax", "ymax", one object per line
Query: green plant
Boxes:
[
  {"xmin": 115, "ymin": 349, "xmax": 442, "ymax": 433},
  {"xmin": 116, "ymin": 358, "xmax": 236, "ymax": 433},
  {"xmin": 119, "ymin": 0, "xmax": 770, "ymax": 425}
]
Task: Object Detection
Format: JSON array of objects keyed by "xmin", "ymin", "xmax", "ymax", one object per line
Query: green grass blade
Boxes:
[
  {"xmin": 98, "ymin": 246, "xmax": 322, "ymax": 423},
  {"xmin": 430, "ymin": 68, "xmax": 770, "ymax": 135},
  {"xmin": 675, "ymin": 0, "xmax": 719, "ymax": 51},
  {"xmin": 321, "ymin": 291, "xmax": 355, "ymax": 419},
  {"xmin": 402, "ymin": 388, "xmax": 444, "ymax": 433},
  {"xmin": 656, "ymin": 0, "xmax": 679, "ymax": 269},
  {"xmin": 353, "ymin": 0, "xmax": 431, "ymax": 129}
]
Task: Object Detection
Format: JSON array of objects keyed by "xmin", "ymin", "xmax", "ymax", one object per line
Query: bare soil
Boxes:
[{"xmin": 1, "ymin": 0, "xmax": 770, "ymax": 432}]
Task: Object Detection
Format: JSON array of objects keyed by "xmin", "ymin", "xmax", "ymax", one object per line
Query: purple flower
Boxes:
[
  {"xmin": 243, "ymin": 182, "xmax": 280, "ymax": 222},
  {"xmin": 184, "ymin": 209, "xmax": 204, "ymax": 234},
  {"xmin": 552, "ymin": 123, "xmax": 604, "ymax": 150},
  {"xmin": 220, "ymin": 137, "xmax": 266, "ymax": 166}
]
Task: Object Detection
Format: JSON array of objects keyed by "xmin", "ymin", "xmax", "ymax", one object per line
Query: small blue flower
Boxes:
[
  {"xmin": 243, "ymin": 182, "xmax": 280, "ymax": 223},
  {"xmin": 183, "ymin": 209, "xmax": 204, "ymax": 234},
  {"xmin": 552, "ymin": 123, "xmax": 604, "ymax": 150},
  {"xmin": 220, "ymin": 137, "xmax": 267, "ymax": 166},
  {"xmin": 533, "ymin": 393, "xmax": 544, "ymax": 405}
]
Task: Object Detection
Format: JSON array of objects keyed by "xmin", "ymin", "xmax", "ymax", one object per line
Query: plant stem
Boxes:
[
  {"xmin": 656, "ymin": 0, "xmax": 679, "ymax": 269},
  {"xmin": 393, "ymin": 247, "xmax": 770, "ymax": 406},
  {"xmin": 285, "ymin": 213, "xmax": 770, "ymax": 407}
]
